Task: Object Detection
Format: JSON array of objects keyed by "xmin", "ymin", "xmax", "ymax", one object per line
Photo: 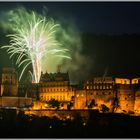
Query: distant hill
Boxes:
[{"xmin": 80, "ymin": 33, "xmax": 140, "ymax": 79}]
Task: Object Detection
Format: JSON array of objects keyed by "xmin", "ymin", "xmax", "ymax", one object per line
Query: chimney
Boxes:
[{"xmin": 57, "ymin": 65, "xmax": 61, "ymax": 73}]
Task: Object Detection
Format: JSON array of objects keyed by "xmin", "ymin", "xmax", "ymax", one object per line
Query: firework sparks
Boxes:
[{"xmin": 1, "ymin": 8, "xmax": 71, "ymax": 83}]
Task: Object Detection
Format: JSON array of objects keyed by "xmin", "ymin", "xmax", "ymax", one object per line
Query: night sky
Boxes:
[
  {"xmin": 1, "ymin": 2, "xmax": 140, "ymax": 34},
  {"xmin": 1, "ymin": 2, "xmax": 140, "ymax": 82}
]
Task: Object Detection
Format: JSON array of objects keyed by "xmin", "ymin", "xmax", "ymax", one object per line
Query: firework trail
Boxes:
[{"xmin": 1, "ymin": 8, "xmax": 71, "ymax": 83}]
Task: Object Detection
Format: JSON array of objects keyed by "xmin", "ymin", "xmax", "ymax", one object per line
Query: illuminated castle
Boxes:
[
  {"xmin": 37, "ymin": 73, "xmax": 140, "ymax": 115},
  {"xmin": 73, "ymin": 77, "xmax": 140, "ymax": 115},
  {"xmin": 32, "ymin": 67, "xmax": 75, "ymax": 109},
  {"xmin": 1, "ymin": 68, "xmax": 18, "ymax": 96},
  {"xmin": 1, "ymin": 67, "xmax": 140, "ymax": 115},
  {"xmin": 39, "ymin": 72, "xmax": 74, "ymax": 102},
  {"xmin": 0, "ymin": 68, "xmax": 32, "ymax": 108},
  {"xmin": 79, "ymin": 77, "xmax": 135, "ymax": 113}
]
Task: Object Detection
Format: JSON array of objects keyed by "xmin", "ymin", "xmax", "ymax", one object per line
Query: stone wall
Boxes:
[
  {"xmin": 116, "ymin": 85, "xmax": 135, "ymax": 113},
  {"xmin": 134, "ymin": 88, "xmax": 140, "ymax": 114},
  {"xmin": 24, "ymin": 110, "xmax": 90, "ymax": 122},
  {"xmin": 0, "ymin": 97, "xmax": 32, "ymax": 108}
]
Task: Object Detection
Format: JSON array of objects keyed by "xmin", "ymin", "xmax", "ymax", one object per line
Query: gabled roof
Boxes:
[{"xmin": 40, "ymin": 72, "xmax": 69, "ymax": 82}]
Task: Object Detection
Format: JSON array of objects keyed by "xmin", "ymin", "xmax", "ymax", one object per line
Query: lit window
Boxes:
[{"xmin": 87, "ymin": 86, "xmax": 89, "ymax": 90}]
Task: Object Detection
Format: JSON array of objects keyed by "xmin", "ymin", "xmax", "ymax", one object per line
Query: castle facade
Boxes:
[{"xmin": 1, "ymin": 67, "xmax": 140, "ymax": 115}]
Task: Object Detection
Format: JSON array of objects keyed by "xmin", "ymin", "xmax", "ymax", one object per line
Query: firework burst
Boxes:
[{"xmin": 1, "ymin": 8, "xmax": 71, "ymax": 83}]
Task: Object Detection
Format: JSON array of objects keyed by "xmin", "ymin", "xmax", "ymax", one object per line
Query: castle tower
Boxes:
[{"xmin": 1, "ymin": 68, "xmax": 18, "ymax": 96}]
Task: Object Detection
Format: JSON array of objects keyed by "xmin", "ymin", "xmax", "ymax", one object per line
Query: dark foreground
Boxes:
[{"xmin": 0, "ymin": 109, "xmax": 140, "ymax": 138}]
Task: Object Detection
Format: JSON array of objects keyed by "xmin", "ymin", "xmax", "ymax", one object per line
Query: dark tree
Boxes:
[
  {"xmin": 88, "ymin": 99, "xmax": 96, "ymax": 109},
  {"xmin": 67, "ymin": 96, "xmax": 75, "ymax": 110},
  {"xmin": 67, "ymin": 102, "xmax": 73, "ymax": 110},
  {"xmin": 112, "ymin": 94, "xmax": 120, "ymax": 113},
  {"xmin": 100, "ymin": 104, "xmax": 109, "ymax": 113},
  {"xmin": 46, "ymin": 99, "xmax": 60, "ymax": 110},
  {"xmin": 71, "ymin": 96, "xmax": 74, "ymax": 101}
]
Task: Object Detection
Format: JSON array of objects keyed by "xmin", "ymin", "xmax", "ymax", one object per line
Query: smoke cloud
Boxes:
[
  {"xmin": 0, "ymin": 7, "xmax": 93, "ymax": 84},
  {"xmin": 42, "ymin": 15, "xmax": 93, "ymax": 84}
]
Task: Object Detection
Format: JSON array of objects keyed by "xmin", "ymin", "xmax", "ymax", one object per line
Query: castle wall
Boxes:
[
  {"xmin": 24, "ymin": 110, "xmax": 89, "ymax": 122},
  {"xmin": 1, "ymin": 68, "xmax": 18, "ymax": 96},
  {"xmin": 39, "ymin": 91, "xmax": 74, "ymax": 102},
  {"xmin": 2, "ymin": 84, "xmax": 18, "ymax": 96},
  {"xmin": 86, "ymin": 89, "xmax": 115, "ymax": 112},
  {"xmin": 74, "ymin": 90, "xmax": 86, "ymax": 109},
  {"xmin": 0, "ymin": 97, "xmax": 32, "ymax": 108},
  {"xmin": 39, "ymin": 74, "xmax": 74, "ymax": 102},
  {"xmin": 116, "ymin": 85, "xmax": 135, "ymax": 113},
  {"xmin": 134, "ymin": 88, "xmax": 140, "ymax": 114}
]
